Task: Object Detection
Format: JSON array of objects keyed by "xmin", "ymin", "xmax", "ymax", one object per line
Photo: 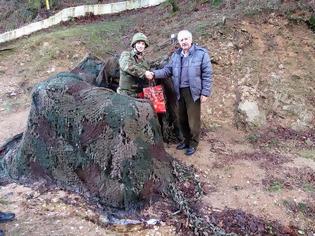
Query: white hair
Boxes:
[{"xmin": 177, "ymin": 30, "xmax": 192, "ymax": 41}]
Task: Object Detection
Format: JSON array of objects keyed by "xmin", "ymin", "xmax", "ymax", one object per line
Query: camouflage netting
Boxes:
[
  {"xmin": 0, "ymin": 55, "xmax": 181, "ymax": 210},
  {"xmin": 3, "ymin": 70, "xmax": 175, "ymax": 208}
]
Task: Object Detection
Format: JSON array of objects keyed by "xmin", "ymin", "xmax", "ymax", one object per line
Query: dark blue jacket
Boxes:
[{"xmin": 154, "ymin": 44, "xmax": 212, "ymax": 101}]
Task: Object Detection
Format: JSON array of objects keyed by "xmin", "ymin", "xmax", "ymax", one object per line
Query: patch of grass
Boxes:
[
  {"xmin": 240, "ymin": 0, "xmax": 282, "ymax": 16},
  {"xmin": 307, "ymin": 15, "xmax": 315, "ymax": 32},
  {"xmin": 303, "ymin": 183, "xmax": 315, "ymax": 192},
  {"xmin": 265, "ymin": 224, "xmax": 276, "ymax": 235},
  {"xmin": 223, "ymin": 165, "xmax": 234, "ymax": 173},
  {"xmin": 297, "ymin": 202, "xmax": 308, "ymax": 213},
  {"xmin": 21, "ymin": 19, "xmax": 129, "ymax": 51},
  {"xmin": 8, "ymin": 19, "xmax": 131, "ymax": 72},
  {"xmin": 267, "ymin": 180, "xmax": 283, "ymax": 192},
  {"xmin": 2, "ymin": 100, "xmax": 20, "ymax": 113},
  {"xmin": 193, "ymin": 20, "xmax": 211, "ymax": 37},
  {"xmin": 267, "ymin": 137, "xmax": 279, "ymax": 147},
  {"xmin": 211, "ymin": 0, "xmax": 223, "ymax": 7},
  {"xmin": 298, "ymin": 149, "xmax": 315, "ymax": 161},
  {"xmin": 283, "ymin": 199, "xmax": 315, "ymax": 219},
  {"xmin": 0, "ymin": 197, "xmax": 11, "ymax": 205},
  {"xmin": 166, "ymin": 0, "xmax": 179, "ymax": 12},
  {"xmin": 210, "ymin": 124, "xmax": 221, "ymax": 132},
  {"xmin": 246, "ymin": 133, "xmax": 260, "ymax": 144}
]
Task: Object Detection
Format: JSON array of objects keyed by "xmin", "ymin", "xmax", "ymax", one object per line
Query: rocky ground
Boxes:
[{"xmin": 0, "ymin": 0, "xmax": 314, "ymax": 235}]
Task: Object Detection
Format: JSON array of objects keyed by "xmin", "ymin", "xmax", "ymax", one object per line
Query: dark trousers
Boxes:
[{"xmin": 178, "ymin": 88, "xmax": 201, "ymax": 148}]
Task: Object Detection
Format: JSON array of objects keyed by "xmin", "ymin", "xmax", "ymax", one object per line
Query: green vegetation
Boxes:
[
  {"xmin": 303, "ymin": 183, "xmax": 315, "ymax": 192},
  {"xmin": 298, "ymin": 149, "xmax": 315, "ymax": 161},
  {"xmin": 28, "ymin": 0, "xmax": 58, "ymax": 10},
  {"xmin": 167, "ymin": 0, "xmax": 179, "ymax": 12},
  {"xmin": 9, "ymin": 19, "xmax": 130, "ymax": 71},
  {"xmin": 283, "ymin": 199, "xmax": 315, "ymax": 218},
  {"xmin": 308, "ymin": 15, "xmax": 315, "ymax": 32},
  {"xmin": 268, "ymin": 180, "xmax": 283, "ymax": 192},
  {"xmin": 2, "ymin": 100, "xmax": 24, "ymax": 113},
  {"xmin": 28, "ymin": 0, "xmax": 41, "ymax": 10},
  {"xmin": 0, "ymin": 197, "xmax": 11, "ymax": 205},
  {"xmin": 246, "ymin": 133, "xmax": 260, "ymax": 144},
  {"xmin": 194, "ymin": 21, "xmax": 211, "ymax": 37},
  {"xmin": 28, "ymin": 20, "xmax": 128, "ymax": 47},
  {"xmin": 267, "ymin": 138, "xmax": 279, "ymax": 147},
  {"xmin": 212, "ymin": 0, "xmax": 223, "ymax": 7}
]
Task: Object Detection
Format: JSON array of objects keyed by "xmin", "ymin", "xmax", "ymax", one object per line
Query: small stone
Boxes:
[
  {"xmin": 291, "ymin": 74, "xmax": 302, "ymax": 80},
  {"xmin": 147, "ymin": 219, "xmax": 159, "ymax": 225},
  {"xmin": 227, "ymin": 42, "xmax": 234, "ymax": 48},
  {"xmin": 51, "ymin": 198, "xmax": 58, "ymax": 203},
  {"xmin": 72, "ymin": 54, "xmax": 80, "ymax": 59},
  {"xmin": 99, "ymin": 214, "xmax": 109, "ymax": 224},
  {"xmin": 305, "ymin": 138, "xmax": 313, "ymax": 146},
  {"xmin": 47, "ymin": 67, "xmax": 56, "ymax": 73},
  {"xmin": 298, "ymin": 230, "xmax": 305, "ymax": 235}
]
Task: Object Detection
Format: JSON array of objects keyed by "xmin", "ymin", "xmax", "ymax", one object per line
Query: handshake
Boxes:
[{"xmin": 145, "ymin": 71, "xmax": 154, "ymax": 80}]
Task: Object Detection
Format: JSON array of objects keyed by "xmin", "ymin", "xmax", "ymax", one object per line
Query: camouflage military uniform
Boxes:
[{"xmin": 117, "ymin": 49, "xmax": 150, "ymax": 97}]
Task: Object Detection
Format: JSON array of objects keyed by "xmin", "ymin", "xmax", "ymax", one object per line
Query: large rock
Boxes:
[{"xmin": 238, "ymin": 100, "xmax": 266, "ymax": 127}]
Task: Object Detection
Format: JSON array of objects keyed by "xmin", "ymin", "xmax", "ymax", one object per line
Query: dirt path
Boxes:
[{"xmin": 0, "ymin": 109, "xmax": 29, "ymax": 146}]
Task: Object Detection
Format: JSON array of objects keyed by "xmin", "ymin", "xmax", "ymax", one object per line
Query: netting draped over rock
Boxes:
[{"xmin": 4, "ymin": 71, "xmax": 174, "ymax": 209}]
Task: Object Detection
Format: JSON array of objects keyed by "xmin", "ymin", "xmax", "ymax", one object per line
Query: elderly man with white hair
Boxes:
[{"xmin": 145, "ymin": 30, "xmax": 212, "ymax": 156}]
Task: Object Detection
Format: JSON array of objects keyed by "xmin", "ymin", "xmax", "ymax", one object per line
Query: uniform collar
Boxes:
[
  {"xmin": 131, "ymin": 48, "xmax": 137, "ymax": 57},
  {"xmin": 131, "ymin": 48, "xmax": 144, "ymax": 57}
]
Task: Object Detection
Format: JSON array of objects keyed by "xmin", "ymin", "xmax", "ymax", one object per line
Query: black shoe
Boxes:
[
  {"xmin": 185, "ymin": 147, "xmax": 196, "ymax": 156},
  {"xmin": 176, "ymin": 143, "xmax": 188, "ymax": 150},
  {"xmin": 0, "ymin": 229, "xmax": 4, "ymax": 236},
  {"xmin": 0, "ymin": 212, "xmax": 15, "ymax": 223}
]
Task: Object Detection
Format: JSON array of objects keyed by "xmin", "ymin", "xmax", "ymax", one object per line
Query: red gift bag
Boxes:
[{"xmin": 143, "ymin": 83, "xmax": 166, "ymax": 113}]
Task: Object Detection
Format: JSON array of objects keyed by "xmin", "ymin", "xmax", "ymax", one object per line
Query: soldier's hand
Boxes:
[{"xmin": 145, "ymin": 71, "xmax": 154, "ymax": 80}]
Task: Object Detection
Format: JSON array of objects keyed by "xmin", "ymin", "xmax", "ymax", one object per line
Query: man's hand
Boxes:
[
  {"xmin": 200, "ymin": 95, "xmax": 208, "ymax": 103},
  {"xmin": 145, "ymin": 71, "xmax": 154, "ymax": 80}
]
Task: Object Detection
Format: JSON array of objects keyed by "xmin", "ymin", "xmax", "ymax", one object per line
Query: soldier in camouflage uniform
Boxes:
[{"xmin": 117, "ymin": 33, "xmax": 151, "ymax": 97}]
